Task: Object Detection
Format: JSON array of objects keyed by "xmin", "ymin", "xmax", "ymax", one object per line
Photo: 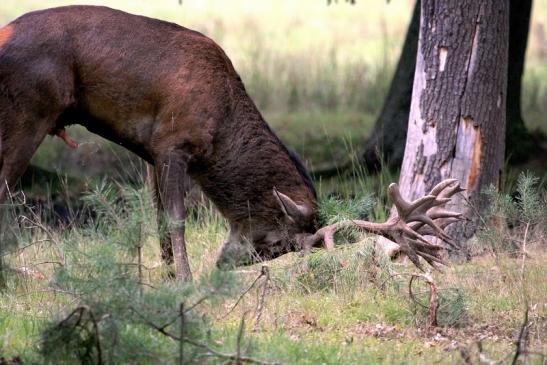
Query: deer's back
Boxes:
[{"xmin": 2, "ymin": 6, "xmax": 240, "ymax": 159}]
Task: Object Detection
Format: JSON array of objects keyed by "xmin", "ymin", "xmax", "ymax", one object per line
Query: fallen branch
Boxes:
[
  {"xmin": 236, "ymin": 312, "xmax": 248, "ymax": 365},
  {"xmin": 55, "ymin": 305, "xmax": 103, "ymax": 365},
  {"xmin": 224, "ymin": 266, "xmax": 269, "ymax": 319},
  {"xmin": 408, "ymin": 272, "xmax": 439, "ymax": 327},
  {"xmin": 187, "ymin": 336, "xmax": 281, "ymax": 365},
  {"xmin": 511, "ymin": 308, "xmax": 529, "ymax": 365},
  {"xmin": 131, "ymin": 306, "xmax": 280, "ymax": 365},
  {"xmin": 253, "ymin": 266, "xmax": 270, "ymax": 332}
]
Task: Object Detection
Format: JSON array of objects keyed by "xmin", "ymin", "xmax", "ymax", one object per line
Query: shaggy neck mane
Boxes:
[{"xmin": 190, "ymin": 91, "xmax": 316, "ymax": 224}]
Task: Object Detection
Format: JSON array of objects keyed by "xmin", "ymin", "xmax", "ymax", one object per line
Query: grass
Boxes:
[
  {"xmin": 0, "ymin": 175, "xmax": 545, "ymax": 364},
  {"xmin": 2, "ymin": 233, "xmax": 545, "ymax": 364}
]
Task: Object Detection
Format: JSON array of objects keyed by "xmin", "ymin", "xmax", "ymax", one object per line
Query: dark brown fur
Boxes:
[{"xmin": 0, "ymin": 6, "xmax": 317, "ymax": 280}]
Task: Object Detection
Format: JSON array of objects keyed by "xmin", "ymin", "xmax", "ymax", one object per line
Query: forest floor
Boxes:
[{"xmin": 0, "ymin": 191, "xmax": 545, "ymax": 364}]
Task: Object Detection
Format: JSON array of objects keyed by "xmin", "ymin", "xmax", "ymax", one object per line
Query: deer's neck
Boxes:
[{"xmin": 189, "ymin": 96, "xmax": 315, "ymax": 225}]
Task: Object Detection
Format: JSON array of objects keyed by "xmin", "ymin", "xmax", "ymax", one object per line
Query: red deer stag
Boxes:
[{"xmin": 0, "ymin": 6, "xmax": 462, "ymax": 281}]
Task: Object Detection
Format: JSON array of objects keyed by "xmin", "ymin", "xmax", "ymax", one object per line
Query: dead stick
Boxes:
[
  {"xmin": 511, "ymin": 308, "xmax": 529, "ymax": 365},
  {"xmin": 87, "ymin": 308, "xmax": 103, "ymax": 365},
  {"xmin": 428, "ymin": 279, "xmax": 439, "ymax": 327},
  {"xmin": 408, "ymin": 273, "xmax": 438, "ymax": 327},
  {"xmin": 253, "ymin": 266, "xmax": 270, "ymax": 332},
  {"xmin": 179, "ymin": 302, "xmax": 185, "ymax": 365},
  {"xmin": 236, "ymin": 312, "xmax": 248, "ymax": 365},
  {"xmin": 138, "ymin": 245, "xmax": 143, "ymax": 298},
  {"xmin": 223, "ymin": 269, "xmax": 265, "ymax": 318},
  {"xmin": 131, "ymin": 306, "xmax": 279, "ymax": 365}
]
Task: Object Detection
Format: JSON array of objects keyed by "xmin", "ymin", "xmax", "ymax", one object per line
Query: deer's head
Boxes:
[{"xmin": 215, "ymin": 187, "xmax": 317, "ymax": 268}]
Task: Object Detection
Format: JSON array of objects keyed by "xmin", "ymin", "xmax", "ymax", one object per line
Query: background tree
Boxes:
[
  {"xmin": 361, "ymin": 0, "xmax": 536, "ymax": 170},
  {"xmin": 360, "ymin": 0, "xmax": 420, "ymax": 171},
  {"xmin": 506, "ymin": 0, "xmax": 535, "ymax": 163},
  {"xmin": 398, "ymin": 0, "xmax": 509, "ymax": 244}
]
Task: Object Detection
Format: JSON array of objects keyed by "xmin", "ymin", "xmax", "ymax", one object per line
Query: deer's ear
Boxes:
[{"xmin": 273, "ymin": 187, "xmax": 310, "ymax": 221}]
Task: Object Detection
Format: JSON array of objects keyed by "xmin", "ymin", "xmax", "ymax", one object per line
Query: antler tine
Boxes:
[
  {"xmin": 388, "ymin": 183, "xmax": 440, "ymax": 218},
  {"xmin": 392, "ymin": 233, "xmax": 425, "ymax": 271},
  {"xmin": 429, "ymin": 178, "xmax": 459, "ymax": 196},
  {"xmin": 430, "ymin": 197, "xmax": 452, "ymax": 208},
  {"xmin": 407, "ymin": 195, "xmax": 438, "ymax": 215},
  {"xmin": 438, "ymin": 183, "xmax": 465, "ymax": 199},
  {"xmin": 412, "ymin": 216, "xmax": 461, "ymax": 235},
  {"xmin": 302, "ymin": 220, "xmax": 352, "ymax": 252},
  {"xmin": 418, "ymin": 251, "xmax": 447, "ymax": 270},
  {"xmin": 323, "ymin": 226, "xmax": 337, "ymax": 250},
  {"xmin": 387, "ymin": 183, "xmax": 412, "ymax": 217},
  {"xmin": 409, "ymin": 214, "xmax": 451, "ymax": 238},
  {"xmin": 390, "ymin": 221, "xmax": 433, "ymax": 246},
  {"xmin": 434, "ymin": 232, "xmax": 459, "ymax": 250},
  {"xmin": 404, "ymin": 238, "xmax": 448, "ymax": 270},
  {"xmin": 404, "ymin": 237, "xmax": 445, "ymax": 252},
  {"xmin": 429, "ymin": 209, "xmax": 464, "ymax": 220}
]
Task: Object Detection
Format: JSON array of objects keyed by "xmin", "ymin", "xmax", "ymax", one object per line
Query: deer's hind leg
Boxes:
[
  {"xmin": 0, "ymin": 114, "xmax": 56, "ymax": 289},
  {"xmin": 0, "ymin": 62, "xmax": 75, "ymax": 203},
  {"xmin": 0, "ymin": 118, "xmax": 54, "ymax": 204},
  {"xmin": 0, "ymin": 60, "xmax": 75, "ymax": 289}
]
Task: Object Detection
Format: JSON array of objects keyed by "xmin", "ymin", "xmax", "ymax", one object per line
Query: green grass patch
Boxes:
[{"xmin": 1, "ymin": 174, "xmax": 546, "ymax": 364}]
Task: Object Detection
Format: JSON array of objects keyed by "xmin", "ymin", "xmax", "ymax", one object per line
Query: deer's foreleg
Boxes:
[
  {"xmin": 146, "ymin": 163, "xmax": 174, "ymax": 271},
  {"xmin": 154, "ymin": 152, "xmax": 192, "ymax": 282}
]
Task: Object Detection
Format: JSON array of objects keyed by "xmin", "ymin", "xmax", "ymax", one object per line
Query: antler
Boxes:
[{"xmin": 302, "ymin": 179, "xmax": 465, "ymax": 271}]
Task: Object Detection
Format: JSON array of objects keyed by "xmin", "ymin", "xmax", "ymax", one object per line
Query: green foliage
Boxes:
[
  {"xmin": 478, "ymin": 172, "xmax": 546, "ymax": 254},
  {"xmin": 81, "ymin": 180, "xmax": 156, "ymax": 253},
  {"xmin": 318, "ymin": 194, "xmax": 374, "ymax": 226},
  {"xmin": 38, "ymin": 183, "xmax": 242, "ymax": 365},
  {"xmin": 275, "ymin": 239, "xmax": 392, "ymax": 295},
  {"xmin": 514, "ymin": 172, "xmax": 545, "ymax": 223},
  {"xmin": 408, "ymin": 283, "xmax": 468, "ymax": 327}
]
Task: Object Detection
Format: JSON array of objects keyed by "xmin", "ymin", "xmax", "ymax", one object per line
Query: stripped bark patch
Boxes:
[
  {"xmin": 439, "ymin": 47, "xmax": 448, "ymax": 71},
  {"xmin": 460, "ymin": 116, "xmax": 482, "ymax": 191},
  {"xmin": 452, "ymin": 116, "xmax": 482, "ymax": 192},
  {"xmin": 467, "ymin": 22, "xmax": 480, "ymax": 79},
  {"xmin": 468, "ymin": 124, "xmax": 482, "ymax": 191}
]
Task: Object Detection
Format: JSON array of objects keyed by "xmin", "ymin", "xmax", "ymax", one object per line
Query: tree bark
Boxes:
[
  {"xmin": 360, "ymin": 0, "xmax": 420, "ymax": 171},
  {"xmin": 361, "ymin": 0, "xmax": 532, "ymax": 171},
  {"xmin": 398, "ymin": 0, "xmax": 509, "ymax": 245}
]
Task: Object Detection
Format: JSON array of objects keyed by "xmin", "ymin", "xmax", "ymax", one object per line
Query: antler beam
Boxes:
[{"xmin": 302, "ymin": 179, "xmax": 465, "ymax": 271}]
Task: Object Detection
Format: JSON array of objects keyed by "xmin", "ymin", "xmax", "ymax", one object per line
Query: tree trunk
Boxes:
[
  {"xmin": 506, "ymin": 0, "xmax": 534, "ymax": 163},
  {"xmin": 360, "ymin": 0, "xmax": 420, "ymax": 171},
  {"xmin": 398, "ymin": 0, "xmax": 509, "ymax": 245},
  {"xmin": 361, "ymin": 0, "xmax": 532, "ymax": 171}
]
